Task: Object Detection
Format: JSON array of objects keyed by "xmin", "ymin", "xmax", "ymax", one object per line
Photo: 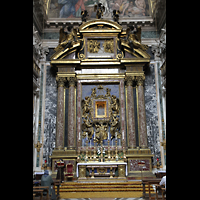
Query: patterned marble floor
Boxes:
[{"xmin": 60, "ymin": 198, "xmax": 144, "ymax": 200}]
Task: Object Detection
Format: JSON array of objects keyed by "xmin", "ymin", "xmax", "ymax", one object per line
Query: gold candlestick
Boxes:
[
  {"xmin": 107, "ymin": 140, "xmax": 111, "ymax": 161},
  {"xmin": 85, "ymin": 140, "xmax": 88, "ymax": 161},
  {"xmin": 100, "ymin": 141, "xmax": 103, "ymax": 162},
  {"xmin": 115, "ymin": 139, "xmax": 118, "ymax": 161},
  {"xmin": 93, "ymin": 140, "xmax": 96, "ymax": 161}
]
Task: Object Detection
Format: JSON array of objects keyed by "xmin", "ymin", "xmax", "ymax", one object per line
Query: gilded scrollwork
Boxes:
[
  {"xmin": 103, "ymin": 39, "xmax": 114, "ymax": 53},
  {"xmin": 88, "ymin": 40, "xmax": 100, "ymax": 53},
  {"xmin": 95, "ymin": 120, "xmax": 108, "ymax": 144},
  {"xmin": 81, "ymin": 85, "xmax": 121, "ymax": 145},
  {"xmin": 111, "ymin": 95, "xmax": 120, "ymax": 114},
  {"xmin": 110, "ymin": 116, "xmax": 120, "ymax": 140}
]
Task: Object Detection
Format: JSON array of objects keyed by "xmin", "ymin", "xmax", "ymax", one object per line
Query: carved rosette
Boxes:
[
  {"xmin": 67, "ymin": 77, "xmax": 77, "ymax": 87},
  {"xmin": 56, "ymin": 76, "xmax": 66, "ymax": 87},
  {"xmin": 136, "ymin": 75, "xmax": 145, "ymax": 86}
]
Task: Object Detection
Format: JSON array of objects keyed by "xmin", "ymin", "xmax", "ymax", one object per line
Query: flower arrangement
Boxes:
[
  {"xmin": 78, "ymin": 153, "xmax": 85, "ymax": 161},
  {"xmin": 118, "ymin": 152, "xmax": 124, "ymax": 160}
]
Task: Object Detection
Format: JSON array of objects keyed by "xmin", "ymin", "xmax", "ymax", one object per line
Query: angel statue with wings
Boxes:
[{"xmin": 54, "ymin": 25, "xmax": 78, "ymax": 53}]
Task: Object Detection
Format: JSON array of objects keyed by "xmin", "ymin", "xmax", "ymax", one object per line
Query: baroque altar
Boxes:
[{"xmin": 50, "ymin": 18, "xmax": 154, "ymax": 180}]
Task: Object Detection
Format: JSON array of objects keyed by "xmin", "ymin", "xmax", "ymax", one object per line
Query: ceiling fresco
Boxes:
[{"xmin": 48, "ymin": 0, "xmax": 152, "ymax": 19}]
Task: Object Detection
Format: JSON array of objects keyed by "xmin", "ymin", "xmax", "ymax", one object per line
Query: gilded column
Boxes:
[
  {"xmin": 125, "ymin": 76, "xmax": 136, "ymax": 148},
  {"xmin": 136, "ymin": 75, "xmax": 148, "ymax": 148},
  {"xmin": 67, "ymin": 77, "xmax": 77, "ymax": 149},
  {"xmin": 56, "ymin": 76, "xmax": 66, "ymax": 150}
]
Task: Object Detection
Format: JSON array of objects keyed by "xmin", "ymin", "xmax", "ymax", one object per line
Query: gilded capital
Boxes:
[
  {"xmin": 67, "ymin": 77, "xmax": 77, "ymax": 87},
  {"xmin": 56, "ymin": 76, "xmax": 66, "ymax": 87},
  {"xmin": 125, "ymin": 76, "xmax": 134, "ymax": 86},
  {"xmin": 135, "ymin": 75, "xmax": 145, "ymax": 86}
]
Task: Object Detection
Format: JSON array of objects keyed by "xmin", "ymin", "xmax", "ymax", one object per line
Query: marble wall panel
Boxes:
[
  {"xmin": 129, "ymin": 159, "xmax": 150, "ymax": 171},
  {"xmin": 43, "ymin": 65, "xmax": 57, "ymax": 166},
  {"xmin": 144, "ymin": 63, "xmax": 161, "ymax": 166}
]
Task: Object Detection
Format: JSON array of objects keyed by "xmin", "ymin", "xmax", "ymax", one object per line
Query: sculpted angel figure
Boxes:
[
  {"xmin": 95, "ymin": 122, "xmax": 108, "ymax": 144},
  {"xmin": 82, "ymin": 116, "xmax": 94, "ymax": 140},
  {"xmin": 110, "ymin": 116, "xmax": 119, "ymax": 140},
  {"xmin": 54, "ymin": 25, "xmax": 78, "ymax": 52},
  {"xmin": 111, "ymin": 95, "xmax": 119, "ymax": 114},
  {"xmin": 81, "ymin": 96, "xmax": 90, "ymax": 117},
  {"xmin": 125, "ymin": 26, "xmax": 148, "ymax": 51}
]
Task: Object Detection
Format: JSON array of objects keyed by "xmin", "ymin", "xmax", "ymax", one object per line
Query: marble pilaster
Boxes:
[
  {"xmin": 136, "ymin": 75, "xmax": 148, "ymax": 148},
  {"xmin": 67, "ymin": 77, "xmax": 77, "ymax": 149},
  {"xmin": 55, "ymin": 76, "xmax": 66, "ymax": 150},
  {"xmin": 119, "ymin": 80, "xmax": 126, "ymax": 143},
  {"xmin": 125, "ymin": 76, "xmax": 136, "ymax": 148},
  {"xmin": 76, "ymin": 80, "xmax": 82, "ymax": 147}
]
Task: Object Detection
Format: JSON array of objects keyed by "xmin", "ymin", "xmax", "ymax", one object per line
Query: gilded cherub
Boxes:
[
  {"xmin": 81, "ymin": 96, "xmax": 91, "ymax": 117},
  {"xmin": 111, "ymin": 95, "xmax": 119, "ymax": 114}
]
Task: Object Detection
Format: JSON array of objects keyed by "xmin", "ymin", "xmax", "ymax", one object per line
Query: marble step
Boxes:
[{"xmin": 57, "ymin": 181, "xmax": 154, "ymax": 193}]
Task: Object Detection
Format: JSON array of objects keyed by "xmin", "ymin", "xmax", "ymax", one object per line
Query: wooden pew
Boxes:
[
  {"xmin": 53, "ymin": 180, "xmax": 61, "ymax": 198},
  {"xmin": 142, "ymin": 178, "xmax": 161, "ymax": 199},
  {"xmin": 155, "ymin": 184, "xmax": 166, "ymax": 200},
  {"xmin": 33, "ymin": 186, "xmax": 49, "ymax": 200},
  {"xmin": 33, "ymin": 189, "xmax": 43, "ymax": 200}
]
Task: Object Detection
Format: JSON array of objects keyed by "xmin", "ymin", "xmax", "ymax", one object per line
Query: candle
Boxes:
[
  {"xmin": 108, "ymin": 131, "xmax": 110, "ymax": 140},
  {"xmin": 90, "ymin": 140, "xmax": 91, "ymax": 148},
  {"xmin": 94, "ymin": 131, "xmax": 96, "ymax": 139},
  {"xmin": 86, "ymin": 132, "xmax": 88, "ymax": 140},
  {"xmin": 112, "ymin": 139, "xmax": 113, "ymax": 147}
]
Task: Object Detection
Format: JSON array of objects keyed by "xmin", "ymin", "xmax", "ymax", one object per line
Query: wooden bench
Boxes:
[
  {"xmin": 33, "ymin": 189, "xmax": 43, "ymax": 200},
  {"xmin": 155, "ymin": 184, "xmax": 166, "ymax": 200},
  {"xmin": 33, "ymin": 186, "xmax": 49, "ymax": 200},
  {"xmin": 53, "ymin": 180, "xmax": 61, "ymax": 198},
  {"xmin": 142, "ymin": 178, "xmax": 161, "ymax": 199}
]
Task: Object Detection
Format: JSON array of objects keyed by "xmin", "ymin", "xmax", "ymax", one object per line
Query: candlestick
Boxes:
[
  {"xmin": 107, "ymin": 140, "xmax": 111, "ymax": 161},
  {"xmin": 79, "ymin": 132, "xmax": 81, "ymax": 141},
  {"xmin": 108, "ymin": 131, "xmax": 110, "ymax": 140},
  {"xmin": 86, "ymin": 132, "xmax": 88, "ymax": 140},
  {"xmin": 93, "ymin": 140, "xmax": 96, "ymax": 160},
  {"xmin": 115, "ymin": 139, "xmax": 118, "ymax": 161}
]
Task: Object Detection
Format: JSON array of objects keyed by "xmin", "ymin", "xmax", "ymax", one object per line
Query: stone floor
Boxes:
[{"xmin": 60, "ymin": 198, "xmax": 144, "ymax": 200}]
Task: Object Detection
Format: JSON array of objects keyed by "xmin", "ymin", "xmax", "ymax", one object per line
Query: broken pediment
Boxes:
[{"xmin": 50, "ymin": 19, "xmax": 150, "ymax": 66}]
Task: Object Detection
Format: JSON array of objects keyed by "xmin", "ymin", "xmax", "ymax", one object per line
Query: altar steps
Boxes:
[{"xmin": 57, "ymin": 181, "xmax": 155, "ymax": 198}]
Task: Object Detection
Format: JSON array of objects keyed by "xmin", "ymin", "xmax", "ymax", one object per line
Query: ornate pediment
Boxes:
[{"xmin": 50, "ymin": 19, "xmax": 150, "ymax": 64}]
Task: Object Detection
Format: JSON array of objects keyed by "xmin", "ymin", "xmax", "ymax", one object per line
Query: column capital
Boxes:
[
  {"xmin": 56, "ymin": 76, "xmax": 66, "ymax": 87},
  {"xmin": 67, "ymin": 77, "xmax": 77, "ymax": 87},
  {"xmin": 125, "ymin": 76, "xmax": 135, "ymax": 86},
  {"xmin": 135, "ymin": 75, "xmax": 145, "ymax": 86}
]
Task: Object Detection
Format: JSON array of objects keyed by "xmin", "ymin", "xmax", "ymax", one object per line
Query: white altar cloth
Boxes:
[{"xmin": 77, "ymin": 162, "xmax": 127, "ymax": 177}]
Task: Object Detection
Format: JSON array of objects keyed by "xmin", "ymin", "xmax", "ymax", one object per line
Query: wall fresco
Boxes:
[{"xmin": 48, "ymin": 0, "xmax": 151, "ymax": 18}]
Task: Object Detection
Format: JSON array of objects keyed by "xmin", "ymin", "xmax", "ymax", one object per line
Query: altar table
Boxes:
[{"xmin": 77, "ymin": 162, "xmax": 127, "ymax": 177}]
